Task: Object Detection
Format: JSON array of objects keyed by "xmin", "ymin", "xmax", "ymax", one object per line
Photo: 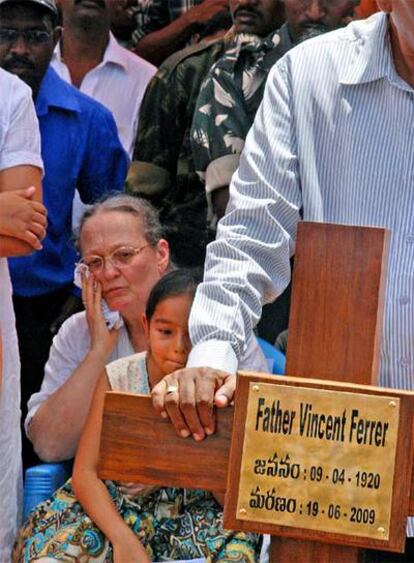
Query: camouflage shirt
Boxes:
[
  {"xmin": 191, "ymin": 24, "xmax": 295, "ymax": 195},
  {"xmin": 126, "ymin": 36, "xmax": 231, "ymax": 267}
]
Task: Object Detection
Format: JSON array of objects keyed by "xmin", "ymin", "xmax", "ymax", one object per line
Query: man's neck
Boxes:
[
  {"xmin": 389, "ymin": 17, "xmax": 414, "ymax": 89},
  {"xmin": 60, "ymin": 19, "xmax": 109, "ymax": 88}
]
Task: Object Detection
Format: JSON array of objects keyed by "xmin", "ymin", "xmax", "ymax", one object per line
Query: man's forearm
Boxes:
[
  {"xmin": 0, "ymin": 167, "xmax": 45, "ymax": 254},
  {"xmin": 133, "ymin": 11, "xmax": 195, "ymax": 65},
  {"xmin": 0, "ymin": 165, "xmax": 42, "ymax": 199},
  {"xmin": 0, "ymin": 235, "xmax": 36, "ymax": 257}
]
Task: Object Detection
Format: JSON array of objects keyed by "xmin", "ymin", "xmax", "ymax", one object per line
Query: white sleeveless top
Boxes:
[{"xmin": 106, "ymin": 351, "xmax": 150, "ymax": 394}]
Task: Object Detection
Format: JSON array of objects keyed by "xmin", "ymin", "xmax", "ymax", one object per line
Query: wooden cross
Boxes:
[{"xmin": 99, "ymin": 222, "xmax": 414, "ymax": 562}]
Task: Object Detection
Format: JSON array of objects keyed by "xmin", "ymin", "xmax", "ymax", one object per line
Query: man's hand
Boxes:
[
  {"xmin": 151, "ymin": 367, "xmax": 236, "ymax": 441},
  {"xmin": 186, "ymin": 0, "xmax": 229, "ymax": 27},
  {"xmin": 0, "ymin": 186, "xmax": 47, "ymax": 249}
]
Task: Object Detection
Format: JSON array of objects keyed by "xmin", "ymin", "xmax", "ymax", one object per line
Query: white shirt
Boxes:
[
  {"xmin": 0, "ymin": 69, "xmax": 43, "ymax": 171},
  {"xmin": 51, "ymin": 33, "xmax": 156, "ymax": 157},
  {"xmin": 188, "ymin": 12, "xmax": 414, "ymax": 392},
  {"xmin": 25, "ymin": 311, "xmax": 134, "ymax": 432},
  {"xmin": 189, "ymin": 15, "xmax": 414, "ymax": 540},
  {"xmin": 0, "ymin": 68, "xmax": 43, "ymax": 562}
]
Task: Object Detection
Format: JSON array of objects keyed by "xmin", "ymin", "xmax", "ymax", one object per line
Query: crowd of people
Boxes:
[{"xmin": 3, "ymin": 0, "xmax": 413, "ymax": 561}]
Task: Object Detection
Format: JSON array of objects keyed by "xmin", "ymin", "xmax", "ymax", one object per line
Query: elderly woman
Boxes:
[
  {"xmin": 26, "ymin": 194, "xmax": 170, "ymax": 462},
  {"xmin": 26, "ymin": 193, "xmax": 267, "ymax": 463}
]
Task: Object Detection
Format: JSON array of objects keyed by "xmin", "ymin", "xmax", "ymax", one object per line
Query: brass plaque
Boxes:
[{"xmin": 236, "ymin": 383, "xmax": 400, "ymax": 540}]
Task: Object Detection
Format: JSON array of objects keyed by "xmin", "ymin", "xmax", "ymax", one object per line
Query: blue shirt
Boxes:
[{"xmin": 9, "ymin": 67, "xmax": 128, "ymax": 296}]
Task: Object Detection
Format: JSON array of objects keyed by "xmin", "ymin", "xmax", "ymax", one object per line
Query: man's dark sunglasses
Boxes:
[{"xmin": 0, "ymin": 28, "xmax": 52, "ymax": 45}]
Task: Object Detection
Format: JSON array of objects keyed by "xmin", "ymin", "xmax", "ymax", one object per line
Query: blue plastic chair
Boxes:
[
  {"xmin": 23, "ymin": 461, "xmax": 72, "ymax": 519},
  {"xmin": 256, "ymin": 336, "xmax": 286, "ymax": 375}
]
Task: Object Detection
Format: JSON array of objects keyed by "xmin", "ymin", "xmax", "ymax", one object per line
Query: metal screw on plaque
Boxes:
[
  {"xmin": 377, "ymin": 527, "xmax": 385, "ymax": 534},
  {"xmin": 252, "ymin": 385, "xmax": 260, "ymax": 392},
  {"xmin": 239, "ymin": 508, "xmax": 247, "ymax": 516},
  {"xmin": 389, "ymin": 401, "xmax": 396, "ymax": 408}
]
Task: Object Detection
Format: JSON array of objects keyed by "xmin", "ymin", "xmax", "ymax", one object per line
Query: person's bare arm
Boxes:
[
  {"xmin": 0, "ymin": 165, "xmax": 46, "ymax": 256},
  {"xmin": 28, "ymin": 344, "xmax": 115, "ymax": 461},
  {"xmin": 133, "ymin": 0, "xmax": 228, "ymax": 65},
  {"xmin": 0, "ymin": 187, "xmax": 46, "ymax": 255},
  {"xmin": 0, "ymin": 164, "xmax": 42, "ymax": 199},
  {"xmin": 72, "ymin": 374, "xmax": 150, "ymax": 563},
  {"xmin": 28, "ymin": 277, "xmax": 119, "ymax": 462}
]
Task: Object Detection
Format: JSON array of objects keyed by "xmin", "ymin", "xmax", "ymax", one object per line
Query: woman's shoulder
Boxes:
[
  {"xmin": 105, "ymin": 352, "xmax": 149, "ymax": 394},
  {"xmin": 57, "ymin": 310, "xmax": 89, "ymax": 335},
  {"xmin": 51, "ymin": 311, "xmax": 90, "ymax": 353}
]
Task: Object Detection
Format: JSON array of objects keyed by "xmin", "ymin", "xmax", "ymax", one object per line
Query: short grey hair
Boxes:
[{"xmin": 77, "ymin": 194, "xmax": 164, "ymax": 247}]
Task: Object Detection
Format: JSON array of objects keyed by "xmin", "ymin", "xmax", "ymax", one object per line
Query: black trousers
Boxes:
[{"xmin": 13, "ymin": 286, "xmax": 72, "ymax": 471}]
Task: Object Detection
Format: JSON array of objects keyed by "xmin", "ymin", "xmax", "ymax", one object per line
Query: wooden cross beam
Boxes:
[{"xmin": 98, "ymin": 392, "xmax": 232, "ymax": 495}]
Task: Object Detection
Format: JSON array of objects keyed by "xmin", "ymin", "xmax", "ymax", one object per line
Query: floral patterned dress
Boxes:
[{"xmin": 13, "ymin": 353, "xmax": 260, "ymax": 562}]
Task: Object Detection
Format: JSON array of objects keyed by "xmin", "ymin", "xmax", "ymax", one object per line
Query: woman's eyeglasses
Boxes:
[{"xmin": 77, "ymin": 244, "xmax": 151, "ymax": 274}]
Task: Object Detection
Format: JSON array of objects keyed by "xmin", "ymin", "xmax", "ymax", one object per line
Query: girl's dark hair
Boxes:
[{"xmin": 145, "ymin": 268, "xmax": 203, "ymax": 322}]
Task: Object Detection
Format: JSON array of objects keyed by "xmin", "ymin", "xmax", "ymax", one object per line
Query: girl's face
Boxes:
[{"xmin": 143, "ymin": 292, "xmax": 193, "ymax": 382}]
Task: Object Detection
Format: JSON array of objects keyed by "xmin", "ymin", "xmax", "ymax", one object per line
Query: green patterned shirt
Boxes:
[
  {"xmin": 191, "ymin": 24, "xmax": 295, "ymax": 195},
  {"xmin": 127, "ymin": 36, "xmax": 231, "ymax": 267}
]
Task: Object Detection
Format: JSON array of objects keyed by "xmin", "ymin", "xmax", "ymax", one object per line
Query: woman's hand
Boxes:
[
  {"xmin": 82, "ymin": 271, "xmax": 119, "ymax": 359},
  {"xmin": 113, "ymin": 534, "xmax": 150, "ymax": 563},
  {"xmin": 118, "ymin": 481, "xmax": 159, "ymax": 499}
]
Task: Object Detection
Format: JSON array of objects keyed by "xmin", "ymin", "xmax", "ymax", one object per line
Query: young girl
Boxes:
[{"xmin": 14, "ymin": 269, "xmax": 260, "ymax": 562}]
